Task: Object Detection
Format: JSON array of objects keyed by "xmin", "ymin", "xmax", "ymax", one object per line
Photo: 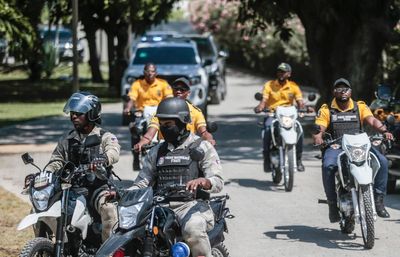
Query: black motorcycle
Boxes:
[{"xmin": 95, "ymin": 184, "xmax": 233, "ymax": 257}]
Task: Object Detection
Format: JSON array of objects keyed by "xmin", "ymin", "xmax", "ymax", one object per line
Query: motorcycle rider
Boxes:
[
  {"xmin": 133, "ymin": 77, "xmax": 215, "ymax": 152},
  {"xmin": 254, "ymin": 62, "xmax": 306, "ymax": 172},
  {"xmin": 123, "ymin": 63, "xmax": 173, "ymax": 170},
  {"xmin": 129, "ymin": 97, "xmax": 223, "ymax": 257},
  {"xmin": 313, "ymin": 78, "xmax": 394, "ymax": 222},
  {"xmin": 47, "ymin": 92, "xmax": 121, "ymax": 241}
]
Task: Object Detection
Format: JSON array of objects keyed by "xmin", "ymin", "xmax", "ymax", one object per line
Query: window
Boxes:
[{"xmin": 133, "ymin": 47, "xmax": 198, "ymax": 65}]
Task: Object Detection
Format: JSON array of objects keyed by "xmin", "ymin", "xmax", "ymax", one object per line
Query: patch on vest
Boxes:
[
  {"xmin": 157, "ymin": 155, "xmax": 191, "ymax": 165},
  {"xmin": 332, "ymin": 114, "xmax": 357, "ymax": 121}
]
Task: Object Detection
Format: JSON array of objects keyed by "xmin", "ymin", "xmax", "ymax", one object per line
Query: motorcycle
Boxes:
[
  {"xmin": 317, "ymin": 132, "xmax": 380, "ymax": 249},
  {"xmin": 17, "ymin": 135, "xmax": 115, "ymax": 257},
  {"xmin": 370, "ymin": 84, "xmax": 400, "ymax": 193},
  {"xmin": 254, "ymin": 93, "xmax": 305, "ymax": 192},
  {"xmin": 95, "ymin": 183, "xmax": 233, "ymax": 257},
  {"xmin": 129, "ymin": 105, "xmax": 159, "ymax": 170}
]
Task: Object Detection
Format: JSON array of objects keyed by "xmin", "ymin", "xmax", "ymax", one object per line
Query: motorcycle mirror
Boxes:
[
  {"xmin": 206, "ymin": 121, "xmax": 218, "ymax": 133},
  {"xmin": 307, "ymin": 93, "xmax": 316, "ymax": 102},
  {"xmin": 21, "ymin": 153, "xmax": 34, "ymax": 165},
  {"xmin": 84, "ymin": 135, "xmax": 101, "ymax": 148},
  {"xmin": 121, "ymin": 95, "xmax": 130, "ymax": 102},
  {"xmin": 387, "ymin": 114, "xmax": 396, "ymax": 125},
  {"xmin": 254, "ymin": 92, "xmax": 263, "ymax": 101}
]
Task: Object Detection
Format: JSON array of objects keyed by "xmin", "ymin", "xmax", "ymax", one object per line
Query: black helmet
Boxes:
[
  {"xmin": 63, "ymin": 92, "xmax": 102, "ymax": 123},
  {"xmin": 155, "ymin": 98, "xmax": 191, "ymax": 124},
  {"xmin": 277, "ymin": 62, "xmax": 292, "ymax": 72}
]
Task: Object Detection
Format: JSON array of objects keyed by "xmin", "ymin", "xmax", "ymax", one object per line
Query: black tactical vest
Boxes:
[
  {"xmin": 327, "ymin": 102, "xmax": 362, "ymax": 139},
  {"xmin": 67, "ymin": 129, "xmax": 109, "ymax": 189},
  {"xmin": 154, "ymin": 139, "xmax": 204, "ymax": 195}
]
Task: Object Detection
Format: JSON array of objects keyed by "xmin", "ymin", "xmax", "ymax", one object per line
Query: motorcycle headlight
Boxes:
[
  {"xmin": 31, "ymin": 184, "xmax": 54, "ymax": 211},
  {"xmin": 345, "ymin": 144, "xmax": 368, "ymax": 163},
  {"xmin": 279, "ymin": 115, "xmax": 294, "ymax": 129},
  {"xmin": 189, "ymin": 76, "xmax": 201, "ymax": 85},
  {"xmin": 118, "ymin": 202, "xmax": 144, "ymax": 230}
]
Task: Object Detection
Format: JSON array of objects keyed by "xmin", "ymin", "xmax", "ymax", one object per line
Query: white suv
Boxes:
[{"xmin": 121, "ymin": 38, "xmax": 209, "ymax": 125}]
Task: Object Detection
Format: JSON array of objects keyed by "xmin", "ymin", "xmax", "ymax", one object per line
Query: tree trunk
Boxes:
[
  {"xmin": 105, "ymin": 28, "xmax": 117, "ymax": 96},
  {"xmin": 83, "ymin": 24, "xmax": 104, "ymax": 83},
  {"xmin": 295, "ymin": 1, "xmax": 395, "ymax": 105},
  {"xmin": 114, "ymin": 23, "xmax": 129, "ymax": 96}
]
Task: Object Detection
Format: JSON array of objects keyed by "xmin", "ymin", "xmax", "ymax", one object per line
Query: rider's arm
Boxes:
[
  {"xmin": 102, "ymin": 132, "xmax": 121, "ymax": 165},
  {"xmin": 313, "ymin": 105, "xmax": 330, "ymax": 145},
  {"xmin": 197, "ymin": 126, "xmax": 215, "ymax": 145},
  {"xmin": 124, "ymin": 82, "xmax": 139, "ymax": 113},
  {"xmin": 255, "ymin": 82, "xmax": 270, "ymax": 112},
  {"xmin": 46, "ymin": 137, "xmax": 68, "ymax": 172},
  {"xmin": 293, "ymin": 83, "xmax": 305, "ymax": 109},
  {"xmin": 129, "ymin": 144, "xmax": 160, "ymax": 190},
  {"xmin": 198, "ymin": 141, "xmax": 223, "ymax": 193}
]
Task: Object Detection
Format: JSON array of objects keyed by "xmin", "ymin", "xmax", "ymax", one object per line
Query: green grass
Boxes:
[{"xmin": 0, "ymin": 102, "xmax": 65, "ymax": 127}]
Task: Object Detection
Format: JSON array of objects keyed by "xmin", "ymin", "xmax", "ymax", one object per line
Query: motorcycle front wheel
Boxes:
[
  {"xmin": 19, "ymin": 237, "xmax": 53, "ymax": 257},
  {"xmin": 358, "ymin": 185, "xmax": 375, "ymax": 249},
  {"xmin": 211, "ymin": 242, "xmax": 230, "ymax": 257},
  {"xmin": 284, "ymin": 145, "xmax": 295, "ymax": 192}
]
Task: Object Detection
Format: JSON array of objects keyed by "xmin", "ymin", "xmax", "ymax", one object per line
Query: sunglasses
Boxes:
[
  {"xmin": 334, "ymin": 88, "xmax": 351, "ymax": 94},
  {"xmin": 70, "ymin": 112, "xmax": 85, "ymax": 117}
]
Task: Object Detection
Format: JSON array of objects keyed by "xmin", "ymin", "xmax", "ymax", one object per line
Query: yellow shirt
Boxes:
[
  {"xmin": 128, "ymin": 78, "xmax": 172, "ymax": 110},
  {"xmin": 149, "ymin": 101, "xmax": 206, "ymax": 135},
  {"xmin": 315, "ymin": 98, "xmax": 373, "ymax": 128},
  {"xmin": 261, "ymin": 79, "xmax": 303, "ymax": 110}
]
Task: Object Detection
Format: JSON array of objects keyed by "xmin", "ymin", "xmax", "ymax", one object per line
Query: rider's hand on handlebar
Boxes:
[
  {"xmin": 384, "ymin": 131, "xmax": 394, "ymax": 141},
  {"xmin": 313, "ymin": 134, "xmax": 324, "ymax": 146},
  {"xmin": 186, "ymin": 178, "xmax": 211, "ymax": 192},
  {"xmin": 104, "ymin": 190, "xmax": 117, "ymax": 201},
  {"xmin": 123, "ymin": 107, "xmax": 131, "ymax": 115},
  {"xmin": 133, "ymin": 142, "xmax": 145, "ymax": 152},
  {"xmin": 254, "ymin": 105, "xmax": 263, "ymax": 113},
  {"xmin": 91, "ymin": 155, "xmax": 108, "ymax": 171}
]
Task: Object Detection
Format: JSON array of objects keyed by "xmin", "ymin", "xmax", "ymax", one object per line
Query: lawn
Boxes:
[{"xmin": 0, "ymin": 187, "xmax": 34, "ymax": 256}]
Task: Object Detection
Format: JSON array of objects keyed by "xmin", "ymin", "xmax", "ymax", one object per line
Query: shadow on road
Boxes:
[
  {"xmin": 227, "ymin": 178, "xmax": 286, "ymax": 192},
  {"xmin": 264, "ymin": 225, "xmax": 368, "ymax": 250}
]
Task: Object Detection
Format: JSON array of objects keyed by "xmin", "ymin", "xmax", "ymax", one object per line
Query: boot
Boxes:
[
  {"xmin": 375, "ymin": 193, "xmax": 390, "ymax": 218},
  {"xmin": 297, "ymin": 158, "xmax": 305, "ymax": 172},
  {"xmin": 328, "ymin": 200, "xmax": 341, "ymax": 223},
  {"xmin": 133, "ymin": 152, "xmax": 141, "ymax": 171},
  {"xmin": 263, "ymin": 157, "xmax": 272, "ymax": 173}
]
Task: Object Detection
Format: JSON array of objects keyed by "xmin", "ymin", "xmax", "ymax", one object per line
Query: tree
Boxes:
[{"xmin": 237, "ymin": 0, "xmax": 400, "ymax": 103}]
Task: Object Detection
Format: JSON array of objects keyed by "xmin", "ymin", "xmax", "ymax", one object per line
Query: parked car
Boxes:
[
  {"xmin": 38, "ymin": 26, "xmax": 84, "ymax": 63},
  {"xmin": 121, "ymin": 37, "xmax": 209, "ymax": 125},
  {"xmin": 187, "ymin": 33, "xmax": 228, "ymax": 104}
]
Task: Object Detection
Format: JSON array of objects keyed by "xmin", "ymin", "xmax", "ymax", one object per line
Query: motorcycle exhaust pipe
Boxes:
[{"xmin": 351, "ymin": 188, "xmax": 360, "ymax": 224}]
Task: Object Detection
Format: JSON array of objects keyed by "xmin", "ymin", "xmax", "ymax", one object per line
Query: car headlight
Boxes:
[
  {"xmin": 118, "ymin": 202, "xmax": 144, "ymax": 230},
  {"xmin": 64, "ymin": 42, "xmax": 73, "ymax": 49},
  {"xmin": 31, "ymin": 184, "xmax": 54, "ymax": 211},
  {"xmin": 345, "ymin": 144, "xmax": 368, "ymax": 163},
  {"xmin": 279, "ymin": 115, "xmax": 294, "ymax": 129},
  {"xmin": 189, "ymin": 76, "xmax": 201, "ymax": 85}
]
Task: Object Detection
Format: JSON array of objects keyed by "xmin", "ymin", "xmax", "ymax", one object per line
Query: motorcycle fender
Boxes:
[
  {"xmin": 17, "ymin": 200, "xmax": 61, "ymax": 231},
  {"xmin": 71, "ymin": 195, "xmax": 91, "ymax": 239},
  {"xmin": 96, "ymin": 226, "xmax": 145, "ymax": 257},
  {"xmin": 280, "ymin": 129, "xmax": 297, "ymax": 145},
  {"xmin": 349, "ymin": 163, "xmax": 373, "ymax": 185}
]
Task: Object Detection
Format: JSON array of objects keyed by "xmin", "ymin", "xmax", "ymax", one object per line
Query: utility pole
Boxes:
[{"xmin": 72, "ymin": 0, "xmax": 79, "ymax": 92}]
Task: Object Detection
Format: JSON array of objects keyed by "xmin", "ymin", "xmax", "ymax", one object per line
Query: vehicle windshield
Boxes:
[
  {"xmin": 133, "ymin": 47, "xmax": 198, "ymax": 65},
  {"xmin": 192, "ymin": 38, "xmax": 216, "ymax": 59},
  {"xmin": 41, "ymin": 30, "xmax": 72, "ymax": 40}
]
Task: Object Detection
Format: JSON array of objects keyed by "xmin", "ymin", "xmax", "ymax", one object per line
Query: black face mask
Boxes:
[
  {"xmin": 160, "ymin": 125, "xmax": 181, "ymax": 143},
  {"xmin": 335, "ymin": 96, "xmax": 349, "ymax": 103}
]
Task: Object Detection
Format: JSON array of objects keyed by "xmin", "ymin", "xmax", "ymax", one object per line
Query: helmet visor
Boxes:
[{"xmin": 63, "ymin": 93, "xmax": 95, "ymax": 114}]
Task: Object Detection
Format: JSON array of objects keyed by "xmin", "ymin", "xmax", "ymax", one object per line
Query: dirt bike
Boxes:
[
  {"xmin": 17, "ymin": 135, "xmax": 116, "ymax": 257},
  {"xmin": 317, "ymin": 132, "xmax": 380, "ymax": 249},
  {"xmin": 254, "ymin": 93, "xmax": 305, "ymax": 192},
  {"xmin": 95, "ymin": 183, "xmax": 234, "ymax": 257}
]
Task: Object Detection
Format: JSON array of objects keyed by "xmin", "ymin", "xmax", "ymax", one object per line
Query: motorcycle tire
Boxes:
[
  {"xmin": 359, "ymin": 185, "xmax": 375, "ymax": 249},
  {"xmin": 211, "ymin": 242, "xmax": 230, "ymax": 257},
  {"xmin": 19, "ymin": 237, "xmax": 53, "ymax": 257},
  {"xmin": 340, "ymin": 215, "xmax": 355, "ymax": 234},
  {"xmin": 284, "ymin": 145, "xmax": 295, "ymax": 192},
  {"xmin": 272, "ymin": 167, "xmax": 282, "ymax": 184}
]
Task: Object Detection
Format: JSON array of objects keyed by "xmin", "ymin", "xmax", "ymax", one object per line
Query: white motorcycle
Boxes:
[
  {"xmin": 268, "ymin": 105, "xmax": 304, "ymax": 192},
  {"xmin": 17, "ymin": 135, "xmax": 110, "ymax": 257},
  {"xmin": 319, "ymin": 132, "xmax": 380, "ymax": 249}
]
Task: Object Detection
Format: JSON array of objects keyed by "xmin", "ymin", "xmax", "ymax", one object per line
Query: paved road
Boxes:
[{"xmin": 1, "ymin": 68, "xmax": 400, "ymax": 256}]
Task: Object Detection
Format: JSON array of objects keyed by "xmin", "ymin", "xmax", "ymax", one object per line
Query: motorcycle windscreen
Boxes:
[{"xmin": 96, "ymin": 227, "xmax": 144, "ymax": 257}]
